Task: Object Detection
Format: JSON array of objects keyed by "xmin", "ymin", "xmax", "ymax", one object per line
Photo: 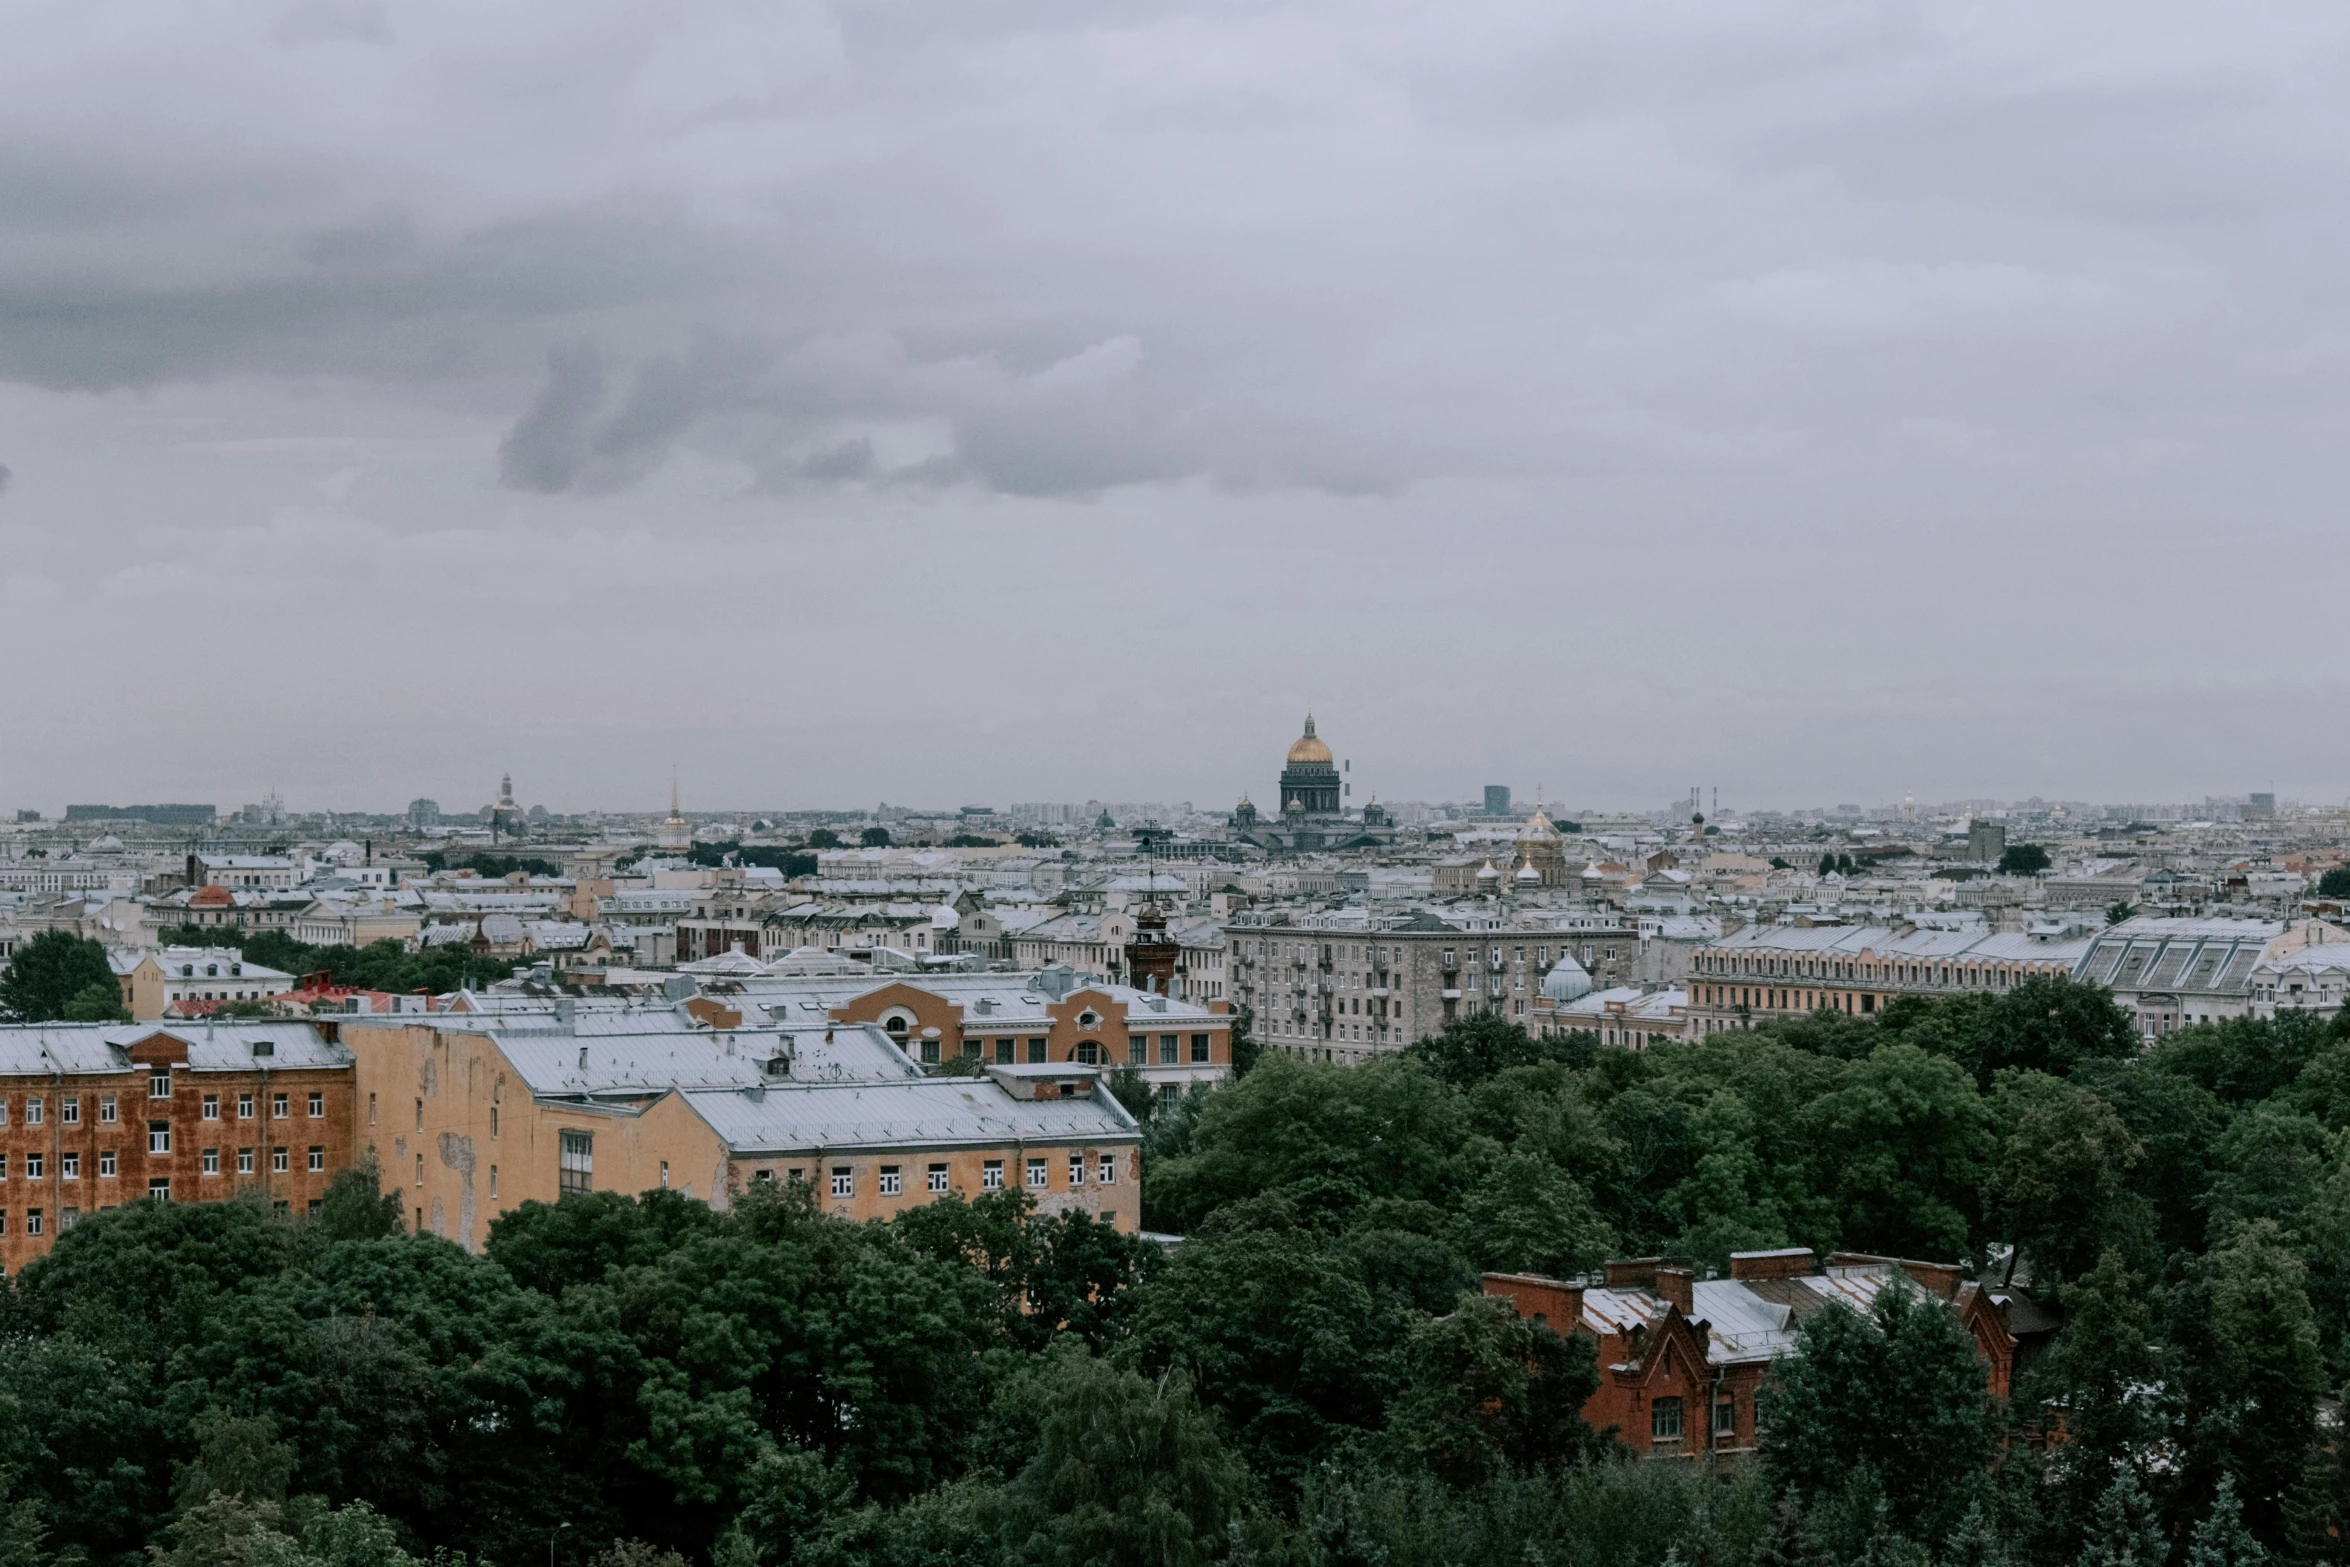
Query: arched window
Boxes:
[
  {"xmin": 884, "ymin": 1016, "xmax": 909, "ymax": 1038},
  {"xmin": 1076, "ymin": 1040, "xmax": 1101, "ymax": 1064}
]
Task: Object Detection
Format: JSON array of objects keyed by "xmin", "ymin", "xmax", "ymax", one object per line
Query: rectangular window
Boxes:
[
  {"xmin": 202, "ymin": 1094, "xmax": 219, "ymax": 1121},
  {"xmin": 99, "ymin": 1094, "xmax": 116, "ymax": 1123},
  {"xmin": 238, "ymin": 1093, "xmax": 255, "ymax": 1119},
  {"xmin": 879, "ymin": 1166, "xmax": 902, "ymax": 1196},
  {"xmin": 558, "ymin": 1131, "xmax": 592, "ymax": 1195},
  {"xmin": 1025, "ymin": 1157, "xmax": 1047, "ymax": 1190},
  {"xmin": 983, "ymin": 1160, "xmax": 1004, "ymax": 1190},
  {"xmin": 307, "ymin": 1147, "xmax": 324, "ymax": 1173},
  {"xmin": 237, "ymin": 1148, "xmax": 255, "ymax": 1174},
  {"xmin": 307, "ymin": 1092, "xmax": 324, "ymax": 1118},
  {"xmin": 59, "ymin": 1208, "xmax": 76, "ymax": 1230},
  {"xmin": 272, "ymin": 1093, "xmax": 289, "ymax": 1118},
  {"xmin": 1098, "ymin": 1153, "xmax": 1116, "ymax": 1184},
  {"xmin": 148, "ymin": 1179, "xmax": 170, "ymax": 1203},
  {"xmin": 1067, "ymin": 1154, "xmax": 1084, "ymax": 1185},
  {"xmin": 414, "ymin": 1152, "xmax": 424, "ymax": 1186},
  {"xmin": 490, "ymin": 1106, "xmax": 499, "ymax": 1139},
  {"xmin": 147, "ymin": 1122, "xmax": 170, "ymax": 1155},
  {"xmin": 61, "ymin": 1097, "xmax": 79, "ymax": 1125},
  {"xmin": 149, "ymin": 1069, "xmax": 171, "ymax": 1097},
  {"xmin": 1713, "ymin": 1400, "xmax": 1737, "ymax": 1438},
  {"xmin": 26, "ymin": 1098, "xmax": 41, "ymax": 1126},
  {"xmin": 203, "ymin": 1149, "xmax": 220, "ymax": 1175},
  {"xmin": 368, "ymin": 1092, "xmax": 377, "ymax": 1126},
  {"xmin": 1191, "ymin": 1034, "xmax": 1210, "ymax": 1062},
  {"xmin": 1159, "ymin": 1035, "xmax": 1177, "ymax": 1064},
  {"xmin": 0, "ymin": 1100, "xmax": 7, "ymax": 1126},
  {"xmin": 25, "ymin": 1154, "xmax": 41, "ymax": 1179},
  {"xmin": 99, "ymin": 1150, "xmax": 116, "ymax": 1177},
  {"xmin": 1026, "ymin": 1038, "xmax": 1047, "ymax": 1064},
  {"xmin": 830, "ymin": 1167, "xmax": 854, "ymax": 1198},
  {"xmin": 994, "ymin": 1040, "xmax": 1013, "ymax": 1064},
  {"xmin": 1651, "ymin": 1397, "xmax": 1683, "ymax": 1442},
  {"xmin": 272, "ymin": 1148, "xmax": 290, "ymax": 1174},
  {"xmin": 26, "ymin": 1209, "xmax": 41, "ymax": 1235},
  {"xmin": 61, "ymin": 1152, "xmax": 79, "ymax": 1180},
  {"xmin": 1128, "ymin": 1037, "xmax": 1147, "ymax": 1065},
  {"xmin": 926, "ymin": 1163, "xmax": 948, "ymax": 1193}
]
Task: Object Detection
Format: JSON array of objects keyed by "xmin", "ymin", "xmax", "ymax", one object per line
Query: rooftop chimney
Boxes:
[
  {"xmin": 1729, "ymin": 1247, "xmax": 1817, "ymax": 1281},
  {"xmin": 1655, "ymin": 1266, "xmax": 1694, "ymax": 1315}
]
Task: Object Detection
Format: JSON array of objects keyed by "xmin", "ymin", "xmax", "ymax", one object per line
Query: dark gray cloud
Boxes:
[{"xmin": 4, "ymin": 1, "xmax": 2350, "ymax": 807}]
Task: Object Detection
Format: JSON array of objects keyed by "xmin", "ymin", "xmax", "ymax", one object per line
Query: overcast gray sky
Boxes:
[{"xmin": 5, "ymin": 0, "xmax": 2349, "ymax": 817}]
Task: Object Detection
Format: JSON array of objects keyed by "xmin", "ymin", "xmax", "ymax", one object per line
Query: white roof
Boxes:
[
  {"xmin": 681, "ymin": 1074, "xmax": 1137, "ymax": 1156},
  {"xmin": 0, "ymin": 1021, "xmax": 350, "ymax": 1076}
]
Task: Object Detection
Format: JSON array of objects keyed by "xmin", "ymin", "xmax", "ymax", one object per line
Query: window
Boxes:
[
  {"xmin": 202, "ymin": 1149, "xmax": 220, "ymax": 1174},
  {"xmin": 1075, "ymin": 1040, "xmax": 1100, "ymax": 1064},
  {"xmin": 99, "ymin": 1150, "xmax": 116, "ymax": 1177},
  {"xmin": 879, "ymin": 1166, "xmax": 902, "ymax": 1196},
  {"xmin": 1128, "ymin": 1037, "xmax": 1147, "ymax": 1065},
  {"xmin": 25, "ymin": 1098, "xmax": 41, "ymax": 1126},
  {"xmin": 1098, "ymin": 1154, "xmax": 1115, "ymax": 1185},
  {"xmin": 0, "ymin": 1099, "xmax": 7, "ymax": 1126},
  {"xmin": 24, "ymin": 1154, "xmax": 41, "ymax": 1179},
  {"xmin": 272, "ymin": 1093, "xmax": 289, "ymax": 1119},
  {"xmin": 414, "ymin": 1153, "xmax": 424, "ymax": 1186},
  {"xmin": 307, "ymin": 1092, "xmax": 324, "ymax": 1118},
  {"xmin": 414, "ymin": 1099, "xmax": 423, "ymax": 1132},
  {"xmin": 59, "ymin": 1208, "xmax": 76, "ymax": 1230},
  {"xmin": 1713, "ymin": 1400, "xmax": 1737, "ymax": 1438},
  {"xmin": 830, "ymin": 1167, "xmax": 854, "ymax": 1199},
  {"xmin": 26, "ymin": 1209, "xmax": 41, "ymax": 1235},
  {"xmin": 147, "ymin": 1122, "xmax": 170, "ymax": 1155},
  {"xmin": 1025, "ymin": 1157, "xmax": 1047, "ymax": 1190},
  {"xmin": 272, "ymin": 1148, "xmax": 290, "ymax": 1174},
  {"xmin": 983, "ymin": 1160, "xmax": 1004, "ymax": 1190},
  {"xmin": 307, "ymin": 1199, "xmax": 322, "ymax": 1217},
  {"xmin": 99, "ymin": 1094, "xmax": 116, "ymax": 1123},
  {"xmin": 61, "ymin": 1153, "xmax": 78, "ymax": 1180},
  {"xmin": 490, "ymin": 1165, "xmax": 499, "ymax": 1197},
  {"xmin": 926, "ymin": 1163, "xmax": 948, "ymax": 1193},
  {"xmin": 201, "ymin": 1094, "xmax": 219, "ymax": 1121},
  {"xmin": 237, "ymin": 1148, "xmax": 255, "ymax": 1174},
  {"xmin": 1191, "ymin": 1034, "xmax": 1210, "ymax": 1062},
  {"xmin": 148, "ymin": 1179, "xmax": 170, "ymax": 1202},
  {"xmin": 557, "ymin": 1131, "xmax": 592, "ymax": 1195},
  {"xmin": 1026, "ymin": 1038, "xmax": 1047, "ymax": 1064},
  {"xmin": 238, "ymin": 1093, "xmax": 255, "ymax": 1119},
  {"xmin": 307, "ymin": 1147, "xmax": 324, "ymax": 1173},
  {"xmin": 150, "ymin": 1069, "xmax": 171, "ymax": 1097},
  {"xmin": 1067, "ymin": 1154, "xmax": 1085, "ymax": 1186},
  {"xmin": 1651, "ymin": 1397, "xmax": 1683, "ymax": 1442},
  {"xmin": 995, "ymin": 1041, "xmax": 1013, "ymax": 1064},
  {"xmin": 61, "ymin": 1097, "xmax": 79, "ymax": 1125},
  {"xmin": 1159, "ymin": 1035, "xmax": 1177, "ymax": 1064},
  {"xmin": 368, "ymin": 1093, "xmax": 377, "ymax": 1126}
]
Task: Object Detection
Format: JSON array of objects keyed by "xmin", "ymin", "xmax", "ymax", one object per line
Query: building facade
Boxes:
[
  {"xmin": 0, "ymin": 1021, "xmax": 356, "ymax": 1275},
  {"xmin": 1686, "ymin": 924, "xmax": 2094, "ymax": 1034}
]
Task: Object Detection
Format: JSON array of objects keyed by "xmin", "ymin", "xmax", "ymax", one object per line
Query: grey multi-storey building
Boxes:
[{"xmin": 1229, "ymin": 910, "xmax": 1642, "ymax": 1065}]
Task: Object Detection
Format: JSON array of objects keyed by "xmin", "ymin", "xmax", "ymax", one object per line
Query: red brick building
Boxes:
[
  {"xmin": 1483, "ymin": 1249, "xmax": 2055, "ymax": 1460},
  {"xmin": 0, "ymin": 1021, "xmax": 357, "ymax": 1275}
]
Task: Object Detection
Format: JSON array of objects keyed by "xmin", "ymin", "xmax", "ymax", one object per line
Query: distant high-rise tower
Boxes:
[
  {"xmin": 1484, "ymin": 784, "xmax": 1512, "ymax": 818},
  {"xmin": 656, "ymin": 772, "xmax": 692, "ymax": 852}
]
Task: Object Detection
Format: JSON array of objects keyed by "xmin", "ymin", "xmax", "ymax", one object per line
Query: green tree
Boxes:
[
  {"xmin": 860, "ymin": 827, "xmax": 891, "ymax": 848},
  {"xmin": 1381, "ymin": 1293, "xmax": 1603, "ymax": 1485},
  {"xmin": 2108, "ymin": 901, "xmax": 2137, "ymax": 926},
  {"xmin": 1449, "ymin": 1151, "xmax": 1614, "ymax": 1278},
  {"xmin": 806, "ymin": 828, "xmax": 842, "ymax": 849},
  {"xmin": 312, "ymin": 1152, "xmax": 406, "ymax": 1242},
  {"xmin": 1798, "ymin": 1044, "xmax": 1989, "ymax": 1259},
  {"xmin": 1998, "ymin": 843, "xmax": 2051, "ymax": 876},
  {"xmin": 2025, "ymin": 1251, "xmax": 2174, "ymax": 1550},
  {"xmin": 2316, "ymin": 866, "xmax": 2350, "ymax": 898},
  {"xmin": 1121, "ymin": 1212, "xmax": 1399, "ymax": 1494},
  {"xmin": 984, "ymin": 1351, "xmax": 1261, "ymax": 1567},
  {"xmin": 2185, "ymin": 1478, "xmax": 2266, "ymax": 1567},
  {"xmin": 1990, "ymin": 1077, "xmax": 2151, "ymax": 1286},
  {"xmin": 2172, "ymin": 1221, "xmax": 2324, "ymax": 1547},
  {"xmin": 1759, "ymin": 1285, "xmax": 1995, "ymax": 1549},
  {"xmin": 63, "ymin": 979, "xmax": 131, "ymax": 1021},
  {"xmin": 2080, "ymin": 1469, "xmax": 2167, "ymax": 1567},
  {"xmin": 0, "ymin": 929, "xmax": 116, "ymax": 1021}
]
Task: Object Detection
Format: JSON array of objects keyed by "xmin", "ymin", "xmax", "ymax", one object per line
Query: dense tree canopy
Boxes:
[
  {"xmin": 0, "ymin": 929, "xmax": 116, "ymax": 1021},
  {"xmin": 4, "ymin": 981, "xmax": 2349, "ymax": 1567}
]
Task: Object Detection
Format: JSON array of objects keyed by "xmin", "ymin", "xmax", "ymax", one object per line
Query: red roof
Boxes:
[{"xmin": 189, "ymin": 885, "xmax": 236, "ymax": 908}]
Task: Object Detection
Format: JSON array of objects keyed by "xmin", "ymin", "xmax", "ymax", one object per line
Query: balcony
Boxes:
[{"xmin": 1441, "ymin": 988, "xmax": 1462, "ymax": 1000}]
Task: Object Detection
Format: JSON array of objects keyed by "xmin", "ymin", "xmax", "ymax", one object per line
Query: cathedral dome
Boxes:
[
  {"xmin": 1541, "ymin": 955, "xmax": 1594, "ymax": 1003},
  {"xmin": 1286, "ymin": 716, "xmax": 1333, "ymax": 766}
]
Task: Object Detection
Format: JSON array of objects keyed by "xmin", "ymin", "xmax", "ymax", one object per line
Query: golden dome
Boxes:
[{"xmin": 1285, "ymin": 714, "xmax": 1334, "ymax": 766}]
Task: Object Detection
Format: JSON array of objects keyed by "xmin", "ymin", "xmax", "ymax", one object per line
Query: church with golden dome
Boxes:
[{"xmin": 1232, "ymin": 715, "xmax": 1398, "ymax": 852}]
